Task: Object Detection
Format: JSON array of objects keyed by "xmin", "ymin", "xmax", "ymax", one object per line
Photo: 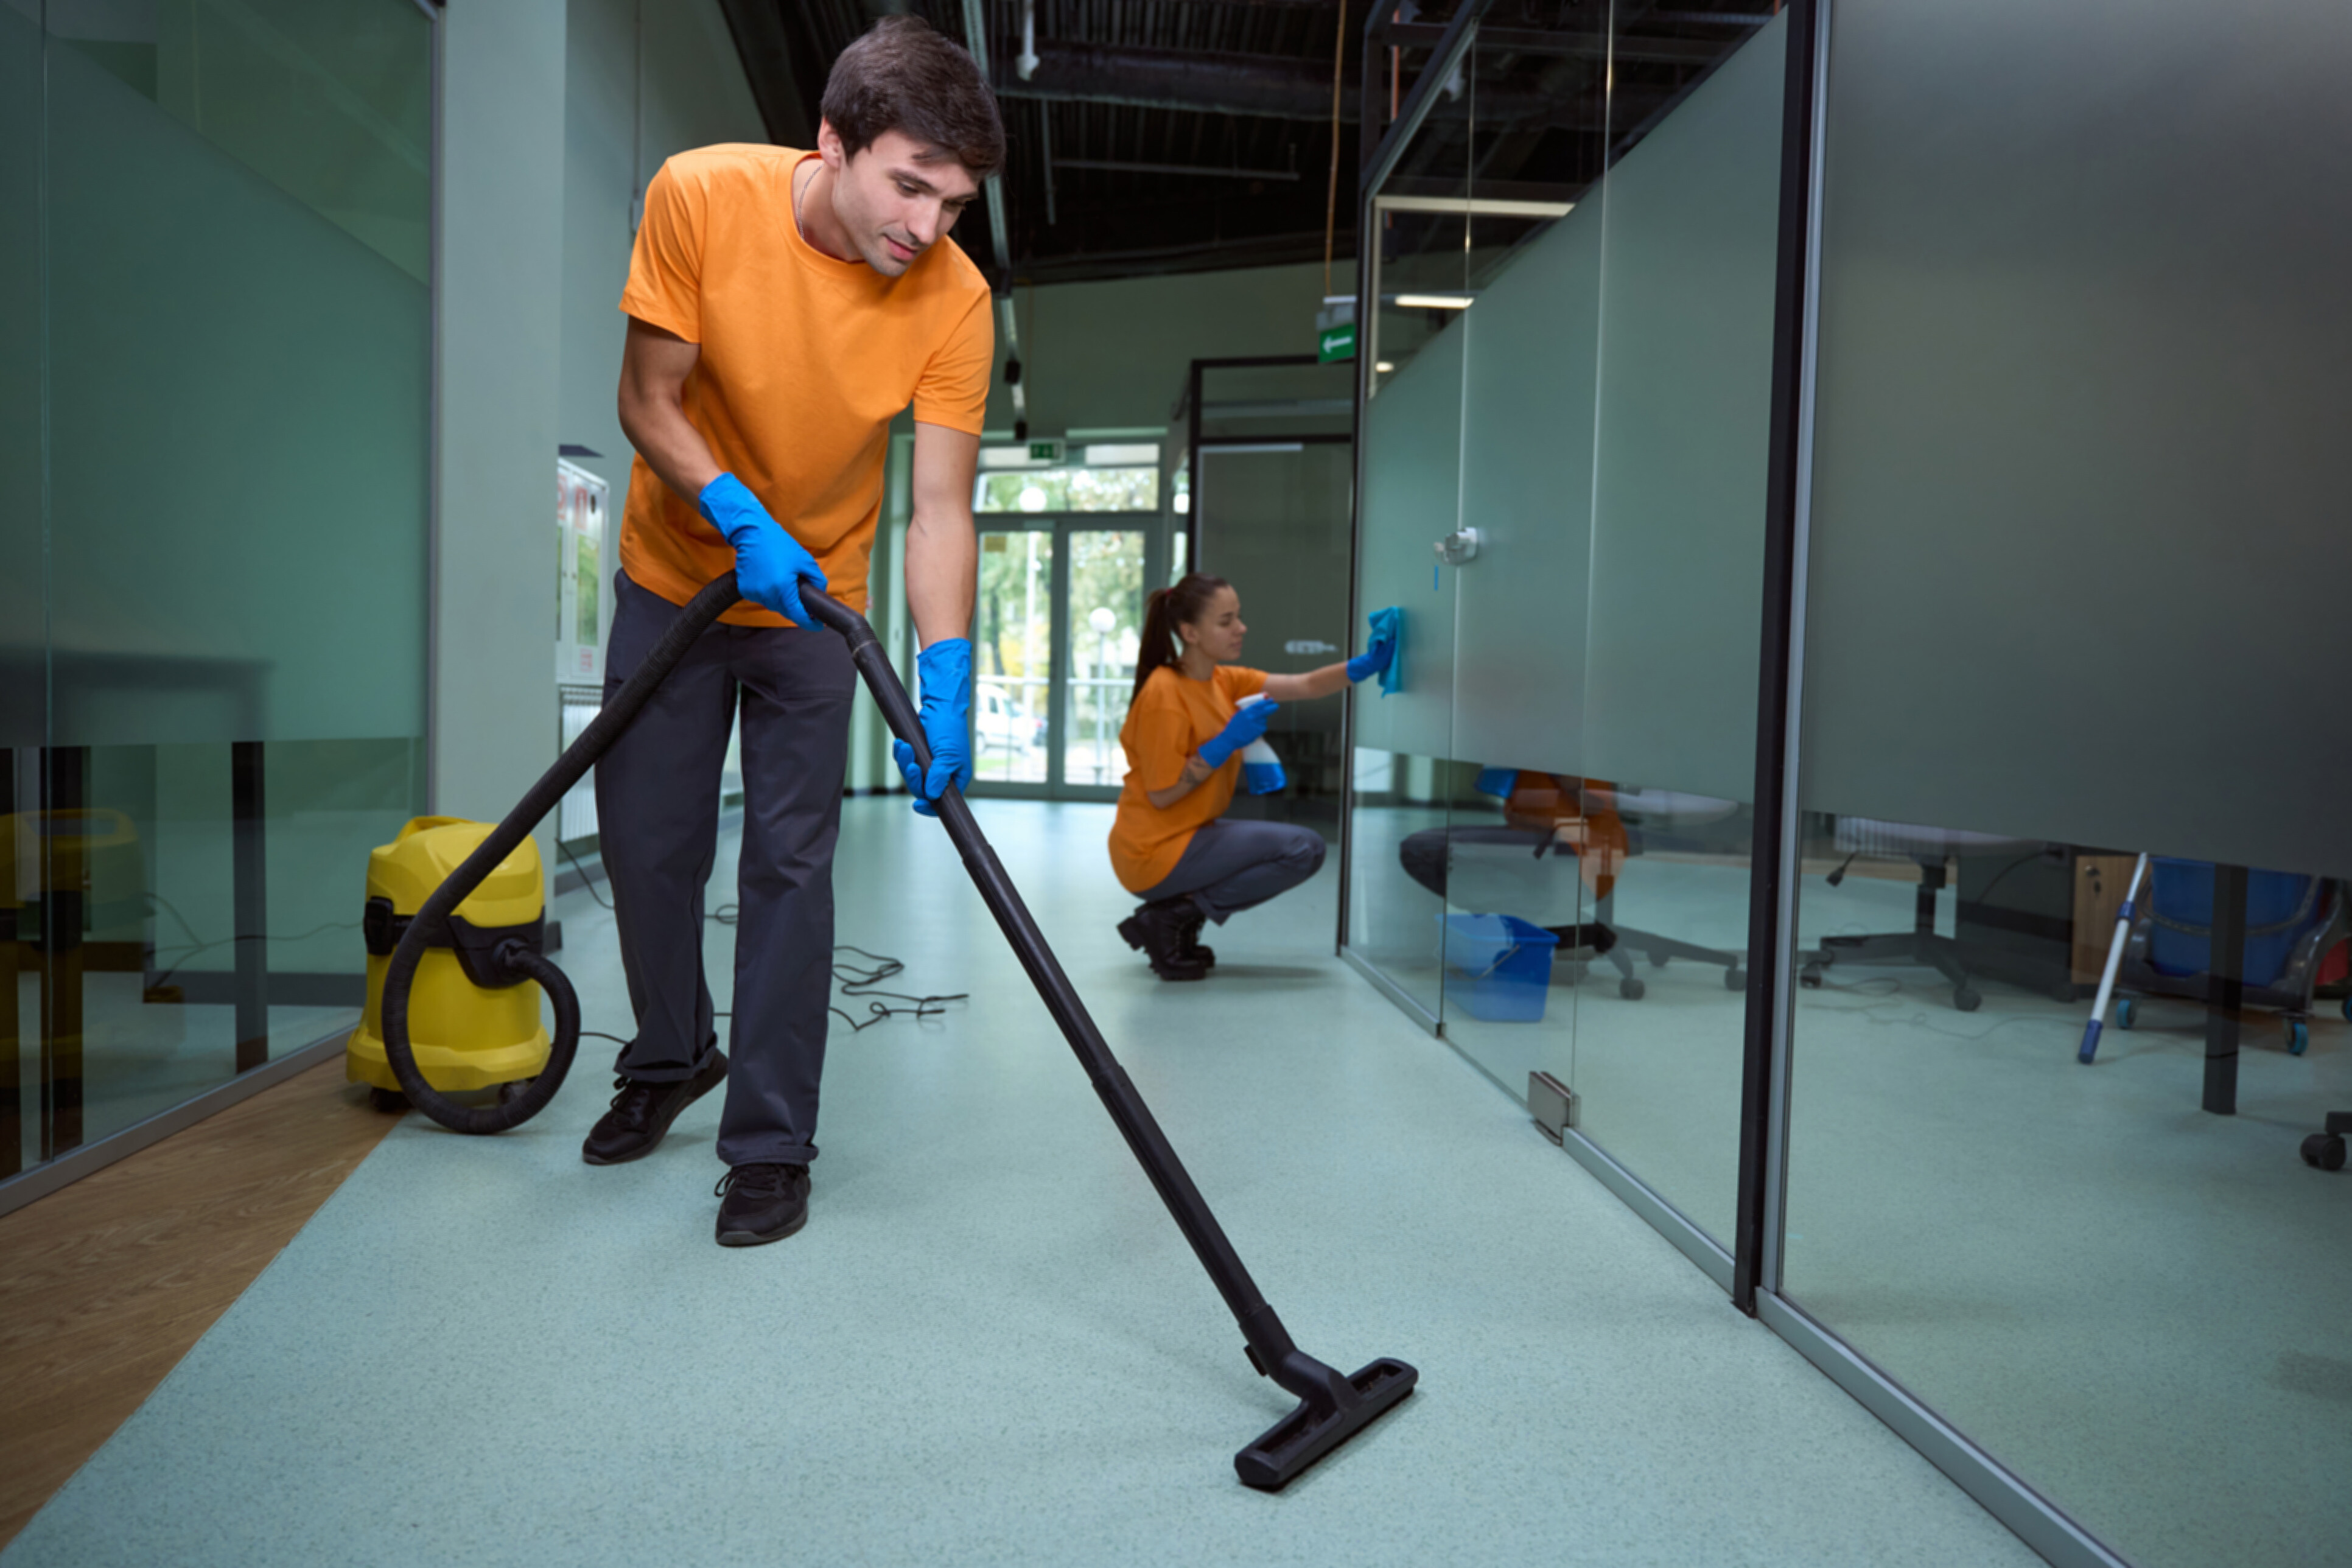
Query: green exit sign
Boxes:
[
  {"xmin": 1318, "ymin": 323, "xmax": 1357, "ymax": 363},
  {"xmin": 1028, "ymin": 438, "xmax": 1063, "ymax": 462}
]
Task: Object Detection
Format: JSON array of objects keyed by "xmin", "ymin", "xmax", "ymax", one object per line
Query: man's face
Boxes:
[{"xmin": 817, "ymin": 123, "xmax": 981, "ymax": 276}]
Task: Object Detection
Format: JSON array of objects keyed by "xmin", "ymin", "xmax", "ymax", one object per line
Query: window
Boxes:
[{"xmin": 975, "ymin": 466, "xmax": 1158, "ymax": 514}]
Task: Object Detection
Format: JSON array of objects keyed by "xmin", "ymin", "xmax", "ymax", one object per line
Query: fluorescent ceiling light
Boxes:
[
  {"xmin": 1393, "ymin": 293, "xmax": 1474, "ymax": 310},
  {"xmin": 1083, "ymin": 443, "xmax": 1160, "ymax": 466},
  {"xmin": 1374, "ymin": 361, "xmax": 1396, "ymax": 373},
  {"xmin": 1373, "ymin": 195, "xmax": 1574, "ymax": 219}
]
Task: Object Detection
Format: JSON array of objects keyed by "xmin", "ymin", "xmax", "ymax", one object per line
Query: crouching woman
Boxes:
[{"xmin": 1105, "ymin": 573, "xmax": 1393, "ymax": 980}]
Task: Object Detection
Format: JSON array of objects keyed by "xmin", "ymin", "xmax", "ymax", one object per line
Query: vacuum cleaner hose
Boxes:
[{"xmin": 378, "ymin": 572, "xmax": 744, "ymax": 1134}]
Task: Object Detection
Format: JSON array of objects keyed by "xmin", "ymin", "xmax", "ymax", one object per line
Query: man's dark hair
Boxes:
[{"xmin": 822, "ymin": 16, "xmax": 1005, "ymax": 180}]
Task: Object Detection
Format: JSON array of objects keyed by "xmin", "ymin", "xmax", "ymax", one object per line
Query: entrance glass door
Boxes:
[
  {"xmin": 970, "ymin": 522, "xmax": 1154, "ymax": 800},
  {"xmin": 1062, "ymin": 530, "xmax": 1146, "ymax": 791},
  {"xmin": 975, "ymin": 528, "xmax": 1053, "ymax": 786}
]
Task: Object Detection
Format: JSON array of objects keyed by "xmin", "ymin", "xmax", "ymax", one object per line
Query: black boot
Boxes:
[
  {"xmin": 1118, "ymin": 898, "xmax": 1208, "ymax": 981},
  {"xmin": 1175, "ymin": 906, "xmax": 1216, "ymax": 969}
]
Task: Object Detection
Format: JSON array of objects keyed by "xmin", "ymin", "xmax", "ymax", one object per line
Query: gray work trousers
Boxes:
[
  {"xmin": 1138, "ymin": 817, "xmax": 1326, "ymax": 923},
  {"xmin": 595, "ymin": 571, "xmax": 854, "ymax": 1167}
]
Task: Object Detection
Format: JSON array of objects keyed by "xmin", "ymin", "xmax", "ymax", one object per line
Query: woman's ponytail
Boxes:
[{"xmin": 1130, "ymin": 572, "xmax": 1231, "ymax": 703}]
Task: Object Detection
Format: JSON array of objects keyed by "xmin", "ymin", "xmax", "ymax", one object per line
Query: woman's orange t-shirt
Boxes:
[
  {"xmin": 616, "ymin": 144, "xmax": 995, "ymax": 626},
  {"xmin": 1107, "ymin": 664, "xmax": 1270, "ymax": 893}
]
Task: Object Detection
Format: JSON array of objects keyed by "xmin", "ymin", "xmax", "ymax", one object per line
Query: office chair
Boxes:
[
  {"xmin": 1799, "ymin": 817, "xmax": 2049, "ymax": 1012},
  {"xmin": 1582, "ymin": 786, "xmax": 1749, "ymax": 996}
]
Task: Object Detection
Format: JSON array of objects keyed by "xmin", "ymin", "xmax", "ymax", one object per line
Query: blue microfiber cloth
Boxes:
[{"xmin": 1367, "ymin": 605, "xmax": 1404, "ymax": 696}]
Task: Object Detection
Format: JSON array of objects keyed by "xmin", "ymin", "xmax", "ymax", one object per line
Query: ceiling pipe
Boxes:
[
  {"xmin": 1001, "ymin": 43, "xmax": 1359, "ymax": 121},
  {"xmin": 998, "ymin": 44, "xmax": 1647, "ymax": 130}
]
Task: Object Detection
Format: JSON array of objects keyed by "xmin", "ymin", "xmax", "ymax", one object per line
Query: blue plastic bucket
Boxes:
[{"xmin": 1438, "ymin": 913, "xmax": 1559, "ymax": 1023}]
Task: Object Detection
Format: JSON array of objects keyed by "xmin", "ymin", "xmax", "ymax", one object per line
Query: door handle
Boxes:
[{"xmin": 1433, "ymin": 527, "xmax": 1482, "ymax": 565}]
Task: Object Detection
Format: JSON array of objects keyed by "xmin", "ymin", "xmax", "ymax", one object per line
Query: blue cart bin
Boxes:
[{"xmin": 1440, "ymin": 913, "xmax": 1560, "ymax": 1023}]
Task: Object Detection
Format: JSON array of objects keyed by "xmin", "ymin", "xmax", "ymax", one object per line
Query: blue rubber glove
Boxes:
[
  {"xmin": 1196, "ymin": 698, "xmax": 1279, "ymax": 771},
  {"xmin": 891, "ymin": 638, "xmax": 973, "ymax": 817},
  {"xmin": 698, "ymin": 473, "xmax": 827, "ymax": 628},
  {"xmin": 1346, "ymin": 628, "xmax": 1396, "ymax": 684}
]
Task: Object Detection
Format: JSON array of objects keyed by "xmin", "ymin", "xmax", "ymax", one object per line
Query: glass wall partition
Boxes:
[
  {"xmin": 1774, "ymin": 1, "xmax": 2352, "ymax": 1563},
  {"xmin": 1188, "ymin": 358, "xmax": 1355, "ymax": 836},
  {"xmin": 4, "ymin": 1, "xmax": 434, "ymax": 1186},
  {"xmin": 1345, "ymin": 0, "xmax": 2352, "ymax": 1558},
  {"xmin": 1345, "ymin": 6, "xmax": 1783, "ymax": 1265}
]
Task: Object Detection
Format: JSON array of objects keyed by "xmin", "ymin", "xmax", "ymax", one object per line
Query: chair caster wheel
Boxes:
[
  {"xmin": 1724, "ymin": 968, "xmax": 1746, "ymax": 992},
  {"xmin": 1646, "ymin": 949, "xmax": 1669, "ymax": 969},
  {"xmin": 369, "ymin": 1087, "xmax": 410, "ymax": 1114},
  {"xmin": 2286, "ymin": 1019, "xmax": 2310, "ymax": 1056},
  {"xmin": 2115, "ymin": 998, "xmax": 2137, "ymax": 1030},
  {"xmin": 2301, "ymin": 1133, "xmax": 2346, "ymax": 1172},
  {"xmin": 1619, "ymin": 976, "xmax": 1646, "ymax": 1001},
  {"xmin": 1954, "ymin": 986, "xmax": 1982, "ymax": 1013},
  {"xmin": 1799, "ymin": 965, "xmax": 1823, "ymax": 989}
]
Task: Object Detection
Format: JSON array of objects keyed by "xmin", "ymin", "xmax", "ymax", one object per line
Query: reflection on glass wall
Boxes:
[
  {"xmin": 5, "ymin": 2, "xmax": 433, "ymax": 1178},
  {"xmin": 1776, "ymin": 0, "xmax": 2352, "ymax": 1562}
]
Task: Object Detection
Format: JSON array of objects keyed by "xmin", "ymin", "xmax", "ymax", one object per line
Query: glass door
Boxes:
[
  {"xmin": 970, "ymin": 520, "xmax": 1155, "ymax": 800},
  {"xmin": 1061, "ymin": 530, "xmax": 1146, "ymax": 794},
  {"xmin": 974, "ymin": 527, "xmax": 1054, "ymax": 787}
]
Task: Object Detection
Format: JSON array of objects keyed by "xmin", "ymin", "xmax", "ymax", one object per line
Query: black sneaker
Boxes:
[
  {"xmin": 580, "ymin": 1049, "xmax": 728, "ymax": 1166},
  {"xmin": 715, "ymin": 1162, "xmax": 810, "ymax": 1247},
  {"xmin": 1118, "ymin": 899, "xmax": 1208, "ymax": 981}
]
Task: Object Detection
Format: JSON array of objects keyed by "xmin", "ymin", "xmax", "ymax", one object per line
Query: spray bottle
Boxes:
[{"xmin": 1235, "ymin": 694, "xmax": 1287, "ymax": 794}]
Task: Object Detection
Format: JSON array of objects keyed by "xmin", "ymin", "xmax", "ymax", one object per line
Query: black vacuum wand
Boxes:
[{"xmin": 377, "ymin": 572, "xmax": 1416, "ymax": 1489}]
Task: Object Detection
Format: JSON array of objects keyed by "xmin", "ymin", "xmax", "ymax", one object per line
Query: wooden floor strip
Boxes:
[{"xmin": 0, "ymin": 1060, "xmax": 397, "ymax": 1547}]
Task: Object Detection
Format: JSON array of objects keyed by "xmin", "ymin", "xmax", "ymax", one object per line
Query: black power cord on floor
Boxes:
[{"xmin": 555, "ymin": 842, "xmax": 967, "ymax": 1043}]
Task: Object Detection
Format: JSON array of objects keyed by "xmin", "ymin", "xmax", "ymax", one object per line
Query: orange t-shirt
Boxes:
[
  {"xmin": 616, "ymin": 144, "xmax": 994, "ymax": 626},
  {"xmin": 1107, "ymin": 664, "xmax": 1270, "ymax": 894}
]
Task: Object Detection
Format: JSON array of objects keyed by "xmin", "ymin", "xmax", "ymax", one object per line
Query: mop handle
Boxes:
[{"xmin": 2077, "ymin": 852, "xmax": 2149, "ymax": 1065}]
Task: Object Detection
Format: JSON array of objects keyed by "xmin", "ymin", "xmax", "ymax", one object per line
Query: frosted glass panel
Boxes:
[
  {"xmin": 1802, "ymin": 0, "xmax": 2352, "ymax": 877},
  {"xmin": 1582, "ymin": 19, "xmax": 1782, "ymax": 803},
  {"xmin": 46, "ymin": 35, "xmax": 430, "ymax": 748},
  {"xmin": 1451, "ymin": 209, "xmax": 1601, "ymax": 776},
  {"xmin": 1352, "ymin": 321, "xmax": 1463, "ymax": 764}
]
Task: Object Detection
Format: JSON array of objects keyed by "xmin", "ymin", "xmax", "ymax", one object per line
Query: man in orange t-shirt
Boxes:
[{"xmin": 586, "ymin": 18, "xmax": 1000, "ymax": 1248}]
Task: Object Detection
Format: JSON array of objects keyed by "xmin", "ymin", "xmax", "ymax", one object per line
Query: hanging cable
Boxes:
[{"xmin": 1323, "ymin": 1, "xmax": 1348, "ymax": 298}]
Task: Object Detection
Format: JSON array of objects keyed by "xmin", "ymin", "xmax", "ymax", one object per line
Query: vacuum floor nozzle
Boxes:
[{"xmin": 1234, "ymin": 1357, "xmax": 1419, "ymax": 1491}]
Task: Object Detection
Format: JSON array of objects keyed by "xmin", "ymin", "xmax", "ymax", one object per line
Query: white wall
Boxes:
[
  {"xmin": 433, "ymin": 1, "xmax": 568, "ymax": 836},
  {"xmin": 556, "ymin": 0, "xmax": 766, "ymax": 513},
  {"xmin": 984, "ymin": 260, "xmax": 1332, "ymax": 435}
]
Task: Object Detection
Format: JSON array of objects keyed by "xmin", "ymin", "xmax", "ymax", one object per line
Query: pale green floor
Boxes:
[
  {"xmin": 4, "ymin": 800, "xmax": 2046, "ymax": 1568},
  {"xmin": 1345, "ymin": 808, "xmax": 2352, "ymax": 1568}
]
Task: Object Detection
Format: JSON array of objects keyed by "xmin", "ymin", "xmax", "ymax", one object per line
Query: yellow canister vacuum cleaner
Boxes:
[{"xmin": 346, "ymin": 817, "xmax": 551, "ymax": 1113}]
